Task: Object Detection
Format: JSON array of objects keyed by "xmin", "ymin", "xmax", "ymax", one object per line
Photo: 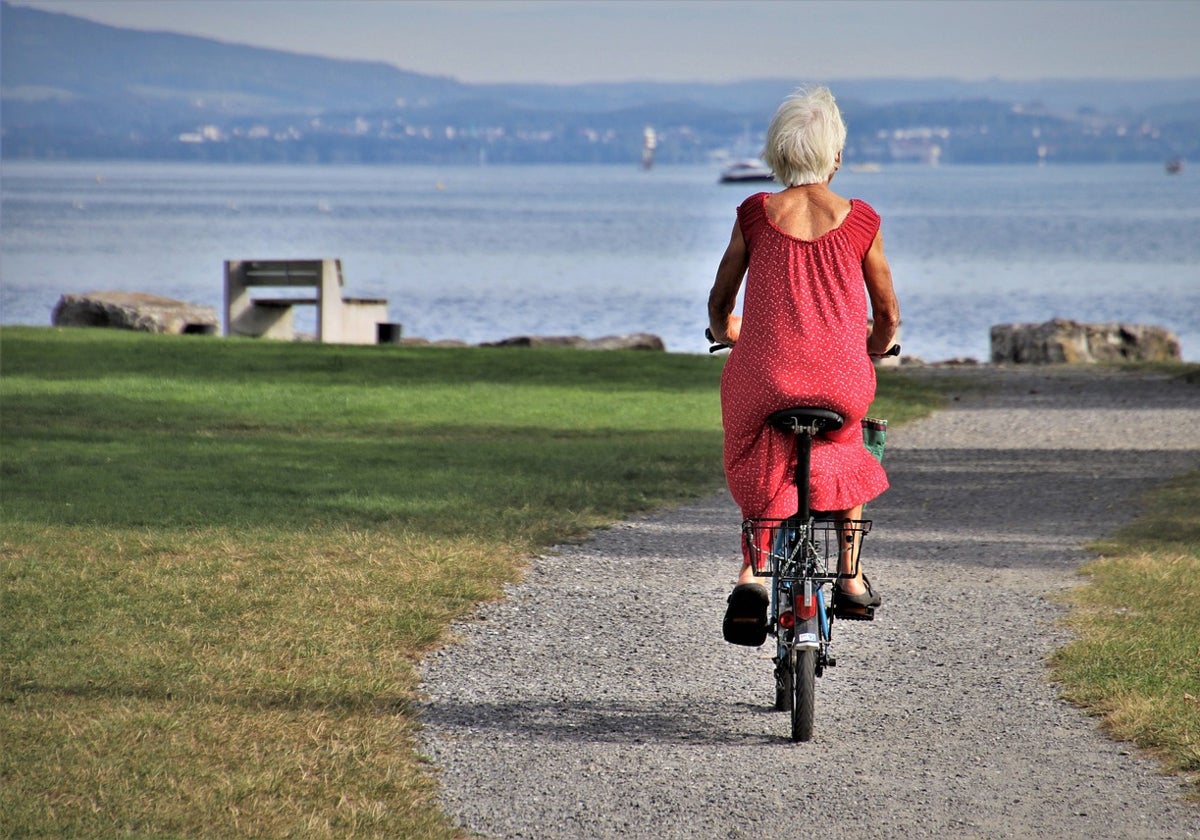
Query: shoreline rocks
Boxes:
[
  {"xmin": 395, "ymin": 333, "xmax": 667, "ymax": 351},
  {"xmin": 480, "ymin": 333, "xmax": 666, "ymax": 351},
  {"xmin": 38, "ymin": 294, "xmax": 1187, "ymax": 365},
  {"xmin": 991, "ymin": 319, "xmax": 1181, "ymax": 365},
  {"xmin": 51, "ymin": 291, "xmax": 218, "ymax": 335}
]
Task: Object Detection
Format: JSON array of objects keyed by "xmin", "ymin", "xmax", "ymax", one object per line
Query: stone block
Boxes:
[
  {"xmin": 990, "ymin": 319, "xmax": 1181, "ymax": 364},
  {"xmin": 52, "ymin": 291, "xmax": 218, "ymax": 335}
]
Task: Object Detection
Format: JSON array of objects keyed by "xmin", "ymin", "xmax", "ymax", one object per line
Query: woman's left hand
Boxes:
[{"xmin": 711, "ymin": 314, "xmax": 741, "ymax": 346}]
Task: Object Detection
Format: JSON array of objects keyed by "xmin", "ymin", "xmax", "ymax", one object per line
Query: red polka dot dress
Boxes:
[{"xmin": 721, "ymin": 193, "xmax": 889, "ymax": 526}]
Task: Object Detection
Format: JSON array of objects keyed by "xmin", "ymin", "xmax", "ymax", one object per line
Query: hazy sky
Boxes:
[{"xmin": 9, "ymin": 0, "xmax": 1199, "ymax": 84}]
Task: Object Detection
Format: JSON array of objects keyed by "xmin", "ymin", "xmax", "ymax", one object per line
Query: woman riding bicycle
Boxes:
[{"xmin": 707, "ymin": 86, "xmax": 900, "ymax": 646}]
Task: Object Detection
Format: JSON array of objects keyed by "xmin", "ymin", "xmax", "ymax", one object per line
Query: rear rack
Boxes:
[{"xmin": 742, "ymin": 518, "xmax": 871, "ymax": 579}]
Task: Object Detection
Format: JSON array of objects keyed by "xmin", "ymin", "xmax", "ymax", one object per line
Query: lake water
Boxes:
[{"xmin": 2, "ymin": 160, "xmax": 1197, "ymax": 360}]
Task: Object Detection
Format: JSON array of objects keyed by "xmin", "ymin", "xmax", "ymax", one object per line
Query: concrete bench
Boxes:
[{"xmin": 224, "ymin": 259, "xmax": 392, "ymax": 344}]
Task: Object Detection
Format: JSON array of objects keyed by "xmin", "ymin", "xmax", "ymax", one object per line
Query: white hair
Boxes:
[{"xmin": 762, "ymin": 86, "xmax": 847, "ymax": 187}]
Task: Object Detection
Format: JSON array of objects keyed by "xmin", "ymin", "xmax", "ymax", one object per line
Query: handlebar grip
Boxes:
[
  {"xmin": 705, "ymin": 327, "xmax": 730, "ymax": 353},
  {"xmin": 707, "ymin": 330, "xmax": 901, "ymax": 358}
]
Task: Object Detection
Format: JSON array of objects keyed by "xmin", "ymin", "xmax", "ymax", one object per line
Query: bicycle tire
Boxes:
[
  {"xmin": 775, "ymin": 660, "xmax": 789, "ymax": 711},
  {"xmin": 790, "ymin": 647, "xmax": 816, "ymax": 741},
  {"xmin": 775, "ymin": 626, "xmax": 790, "ymax": 711}
]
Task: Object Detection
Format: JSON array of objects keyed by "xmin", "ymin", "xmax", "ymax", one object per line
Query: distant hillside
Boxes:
[
  {"xmin": 2, "ymin": 2, "xmax": 1196, "ymax": 165},
  {"xmin": 0, "ymin": 2, "xmax": 468, "ymax": 119}
]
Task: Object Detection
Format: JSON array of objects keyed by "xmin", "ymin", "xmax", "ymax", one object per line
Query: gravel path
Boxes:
[{"xmin": 418, "ymin": 366, "xmax": 1200, "ymax": 839}]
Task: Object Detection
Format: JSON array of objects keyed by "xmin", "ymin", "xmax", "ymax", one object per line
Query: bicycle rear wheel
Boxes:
[
  {"xmin": 775, "ymin": 661, "xmax": 789, "ymax": 711},
  {"xmin": 790, "ymin": 647, "xmax": 815, "ymax": 741},
  {"xmin": 775, "ymin": 630, "xmax": 790, "ymax": 711}
]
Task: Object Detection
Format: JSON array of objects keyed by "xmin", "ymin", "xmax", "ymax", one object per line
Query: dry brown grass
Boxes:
[
  {"xmin": 2, "ymin": 524, "xmax": 515, "ymax": 837},
  {"xmin": 1052, "ymin": 469, "xmax": 1200, "ymax": 798}
]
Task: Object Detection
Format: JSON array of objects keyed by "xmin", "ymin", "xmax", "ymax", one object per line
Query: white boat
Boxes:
[
  {"xmin": 719, "ymin": 159, "xmax": 775, "ymax": 183},
  {"xmin": 642, "ymin": 126, "xmax": 657, "ymax": 170}
]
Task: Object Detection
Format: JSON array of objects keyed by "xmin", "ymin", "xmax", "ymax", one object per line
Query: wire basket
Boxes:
[{"xmin": 742, "ymin": 518, "xmax": 872, "ymax": 580}]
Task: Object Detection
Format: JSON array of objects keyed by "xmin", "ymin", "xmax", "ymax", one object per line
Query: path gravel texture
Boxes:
[{"xmin": 418, "ymin": 366, "xmax": 1200, "ymax": 839}]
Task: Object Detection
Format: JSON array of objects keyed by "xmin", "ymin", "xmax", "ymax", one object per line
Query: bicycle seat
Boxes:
[{"xmin": 767, "ymin": 407, "xmax": 845, "ymax": 435}]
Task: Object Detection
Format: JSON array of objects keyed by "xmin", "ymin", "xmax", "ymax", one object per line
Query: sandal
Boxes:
[
  {"xmin": 833, "ymin": 575, "xmax": 882, "ymax": 620},
  {"xmin": 723, "ymin": 582, "xmax": 769, "ymax": 646}
]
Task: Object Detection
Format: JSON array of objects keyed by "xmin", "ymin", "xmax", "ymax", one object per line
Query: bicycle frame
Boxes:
[
  {"xmin": 741, "ymin": 411, "xmax": 876, "ymax": 741},
  {"xmin": 744, "ymin": 513, "xmax": 871, "ymax": 741},
  {"xmin": 706, "ymin": 332, "xmax": 893, "ymax": 741}
]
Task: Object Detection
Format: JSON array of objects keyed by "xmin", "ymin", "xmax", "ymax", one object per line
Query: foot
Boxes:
[
  {"xmin": 835, "ymin": 574, "xmax": 882, "ymax": 608},
  {"xmin": 723, "ymin": 583, "xmax": 769, "ymax": 647}
]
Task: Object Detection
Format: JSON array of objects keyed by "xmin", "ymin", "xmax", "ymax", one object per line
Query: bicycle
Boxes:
[{"xmin": 708, "ymin": 330, "xmax": 897, "ymax": 741}]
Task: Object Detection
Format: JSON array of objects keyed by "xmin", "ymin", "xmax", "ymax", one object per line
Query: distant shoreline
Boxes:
[{"xmin": 9, "ymin": 324, "xmax": 1197, "ymax": 367}]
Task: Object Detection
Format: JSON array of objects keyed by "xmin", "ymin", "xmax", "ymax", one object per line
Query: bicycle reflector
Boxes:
[
  {"xmin": 797, "ymin": 589, "xmax": 819, "ymax": 621},
  {"xmin": 778, "ymin": 610, "xmax": 796, "ymax": 630}
]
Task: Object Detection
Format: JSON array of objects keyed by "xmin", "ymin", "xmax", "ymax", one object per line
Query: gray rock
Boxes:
[
  {"xmin": 482, "ymin": 334, "xmax": 590, "ymax": 348},
  {"xmin": 581, "ymin": 333, "xmax": 666, "ymax": 351},
  {"xmin": 481, "ymin": 333, "xmax": 666, "ymax": 351},
  {"xmin": 398, "ymin": 337, "xmax": 471, "ymax": 348},
  {"xmin": 51, "ymin": 291, "xmax": 218, "ymax": 335},
  {"xmin": 990, "ymin": 318, "xmax": 1181, "ymax": 364}
]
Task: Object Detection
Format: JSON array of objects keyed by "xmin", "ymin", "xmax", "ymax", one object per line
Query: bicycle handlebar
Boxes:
[
  {"xmin": 705, "ymin": 328, "xmax": 725, "ymax": 354},
  {"xmin": 705, "ymin": 328, "xmax": 900, "ymax": 359}
]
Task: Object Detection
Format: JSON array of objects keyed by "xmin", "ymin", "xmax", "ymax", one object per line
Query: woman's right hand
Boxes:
[{"xmin": 866, "ymin": 333, "xmax": 895, "ymax": 356}]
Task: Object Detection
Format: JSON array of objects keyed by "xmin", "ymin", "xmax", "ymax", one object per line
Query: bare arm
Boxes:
[
  {"xmin": 707, "ymin": 220, "xmax": 749, "ymax": 345},
  {"xmin": 863, "ymin": 229, "xmax": 900, "ymax": 355}
]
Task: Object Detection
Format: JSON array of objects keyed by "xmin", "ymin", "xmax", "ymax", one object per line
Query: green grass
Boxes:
[
  {"xmin": 0, "ymin": 326, "xmax": 944, "ymax": 838},
  {"xmin": 1050, "ymin": 467, "xmax": 1200, "ymax": 797}
]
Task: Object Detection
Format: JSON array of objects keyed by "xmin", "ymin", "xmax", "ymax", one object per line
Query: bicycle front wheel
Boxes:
[{"xmin": 790, "ymin": 647, "xmax": 816, "ymax": 742}]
